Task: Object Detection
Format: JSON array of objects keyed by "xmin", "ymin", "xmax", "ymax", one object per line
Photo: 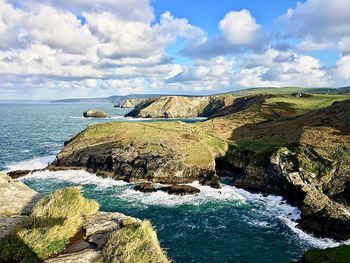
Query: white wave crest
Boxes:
[
  {"xmin": 6, "ymin": 155, "xmax": 56, "ymax": 171},
  {"xmin": 234, "ymin": 187, "xmax": 350, "ymax": 249},
  {"xmin": 22, "ymin": 170, "xmax": 128, "ymax": 188},
  {"xmin": 119, "ymin": 181, "xmax": 245, "ymax": 206}
]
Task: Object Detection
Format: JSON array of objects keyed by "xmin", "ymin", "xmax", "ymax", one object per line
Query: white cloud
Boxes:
[
  {"xmin": 27, "ymin": 5, "xmax": 98, "ymax": 54},
  {"xmin": 166, "ymin": 56, "xmax": 234, "ymax": 91},
  {"xmin": 22, "ymin": 0, "xmax": 154, "ymax": 23},
  {"xmin": 181, "ymin": 9, "xmax": 267, "ymax": 58},
  {"xmin": 219, "ymin": 10, "xmax": 262, "ymax": 46},
  {"xmin": 235, "ymin": 49, "xmax": 329, "ymax": 87},
  {"xmin": 281, "ymin": 0, "xmax": 350, "ymax": 52},
  {"xmin": 334, "ymin": 55, "xmax": 350, "ymax": 80},
  {"xmin": 0, "ymin": 0, "xmax": 25, "ymax": 49}
]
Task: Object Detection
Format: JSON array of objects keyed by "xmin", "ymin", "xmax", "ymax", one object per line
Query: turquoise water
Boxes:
[{"xmin": 0, "ymin": 102, "xmax": 341, "ymax": 263}]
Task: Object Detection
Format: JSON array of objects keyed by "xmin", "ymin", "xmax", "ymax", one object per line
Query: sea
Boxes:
[{"xmin": 0, "ymin": 101, "xmax": 347, "ymax": 263}]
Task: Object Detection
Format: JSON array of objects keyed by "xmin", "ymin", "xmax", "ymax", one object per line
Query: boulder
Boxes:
[
  {"xmin": 134, "ymin": 183, "xmax": 157, "ymax": 193},
  {"xmin": 7, "ymin": 169, "xmax": 31, "ymax": 179},
  {"xmin": 160, "ymin": 184, "xmax": 200, "ymax": 195},
  {"xmin": 83, "ymin": 110, "xmax": 107, "ymax": 118}
]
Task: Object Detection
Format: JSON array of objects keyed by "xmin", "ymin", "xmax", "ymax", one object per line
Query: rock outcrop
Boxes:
[
  {"xmin": 0, "ymin": 173, "xmax": 168, "ymax": 263},
  {"xmin": 83, "ymin": 110, "xmax": 107, "ymax": 118},
  {"xmin": 218, "ymin": 100, "xmax": 350, "ymax": 240},
  {"xmin": 159, "ymin": 184, "xmax": 200, "ymax": 195},
  {"xmin": 134, "ymin": 183, "xmax": 201, "ymax": 195},
  {"xmin": 125, "ymin": 95, "xmax": 232, "ymax": 118},
  {"xmin": 121, "ymin": 98, "xmax": 146, "ymax": 108},
  {"xmin": 52, "ymin": 121, "xmax": 227, "ymax": 188}
]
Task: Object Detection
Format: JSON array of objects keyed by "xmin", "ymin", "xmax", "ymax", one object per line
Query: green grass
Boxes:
[
  {"xmin": 0, "ymin": 187, "xmax": 99, "ymax": 262},
  {"xmin": 99, "ymin": 220, "xmax": 170, "ymax": 263},
  {"xmin": 265, "ymin": 94, "xmax": 350, "ymax": 111},
  {"xmin": 300, "ymin": 245, "xmax": 350, "ymax": 263},
  {"xmin": 61, "ymin": 121, "xmax": 229, "ymax": 167}
]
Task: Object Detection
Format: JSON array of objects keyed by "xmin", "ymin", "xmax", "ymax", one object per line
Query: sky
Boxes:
[{"xmin": 1, "ymin": 0, "xmax": 350, "ymax": 99}]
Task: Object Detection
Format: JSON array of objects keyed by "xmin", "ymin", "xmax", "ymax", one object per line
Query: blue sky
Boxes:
[{"xmin": 0, "ymin": 0, "xmax": 349, "ymax": 99}]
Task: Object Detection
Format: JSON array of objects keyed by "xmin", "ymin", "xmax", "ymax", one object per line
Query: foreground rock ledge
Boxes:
[{"xmin": 0, "ymin": 173, "xmax": 170, "ymax": 263}]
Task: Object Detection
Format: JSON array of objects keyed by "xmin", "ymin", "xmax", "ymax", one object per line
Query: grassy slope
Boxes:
[
  {"xmin": 60, "ymin": 121, "xmax": 228, "ymax": 168},
  {"xmin": 265, "ymin": 94, "xmax": 350, "ymax": 111},
  {"xmin": 0, "ymin": 187, "xmax": 99, "ymax": 262},
  {"xmin": 99, "ymin": 220, "xmax": 170, "ymax": 263}
]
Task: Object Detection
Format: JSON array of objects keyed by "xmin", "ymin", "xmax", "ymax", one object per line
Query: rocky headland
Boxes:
[
  {"xmin": 125, "ymin": 95, "xmax": 235, "ymax": 118},
  {"xmin": 120, "ymin": 98, "xmax": 147, "ymax": 108},
  {"xmin": 51, "ymin": 93, "xmax": 350, "ymax": 243},
  {"xmin": 0, "ymin": 172, "xmax": 169, "ymax": 263}
]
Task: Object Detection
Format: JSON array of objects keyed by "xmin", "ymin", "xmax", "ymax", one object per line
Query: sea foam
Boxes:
[{"xmin": 6, "ymin": 155, "xmax": 56, "ymax": 171}]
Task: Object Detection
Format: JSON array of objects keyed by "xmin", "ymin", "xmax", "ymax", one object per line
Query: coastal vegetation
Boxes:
[
  {"xmin": 0, "ymin": 187, "xmax": 99, "ymax": 262},
  {"xmin": 99, "ymin": 220, "xmax": 170, "ymax": 263}
]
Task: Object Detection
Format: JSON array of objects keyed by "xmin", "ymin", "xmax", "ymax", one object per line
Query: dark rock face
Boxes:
[
  {"xmin": 134, "ymin": 183, "xmax": 201, "ymax": 195},
  {"xmin": 217, "ymin": 145, "xmax": 350, "ymax": 241},
  {"xmin": 7, "ymin": 170, "xmax": 31, "ymax": 179},
  {"xmin": 53, "ymin": 142, "xmax": 220, "ymax": 187},
  {"xmin": 134, "ymin": 183, "xmax": 157, "ymax": 193},
  {"xmin": 83, "ymin": 110, "xmax": 107, "ymax": 118},
  {"xmin": 159, "ymin": 185, "xmax": 200, "ymax": 195}
]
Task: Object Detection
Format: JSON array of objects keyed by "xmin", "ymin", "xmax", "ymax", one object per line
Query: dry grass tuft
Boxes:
[
  {"xmin": 0, "ymin": 187, "xmax": 99, "ymax": 262},
  {"xmin": 99, "ymin": 220, "xmax": 170, "ymax": 263}
]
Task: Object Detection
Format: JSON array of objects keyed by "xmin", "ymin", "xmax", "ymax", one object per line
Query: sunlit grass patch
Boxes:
[
  {"xmin": 0, "ymin": 187, "xmax": 99, "ymax": 262},
  {"xmin": 99, "ymin": 220, "xmax": 170, "ymax": 263}
]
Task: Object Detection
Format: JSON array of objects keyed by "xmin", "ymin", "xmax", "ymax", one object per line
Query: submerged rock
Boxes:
[
  {"xmin": 134, "ymin": 183, "xmax": 157, "ymax": 193},
  {"xmin": 159, "ymin": 185, "xmax": 200, "ymax": 195},
  {"xmin": 7, "ymin": 169, "xmax": 31, "ymax": 179},
  {"xmin": 83, "ymin": 110, "xmax": 107, "ymax": 118}
]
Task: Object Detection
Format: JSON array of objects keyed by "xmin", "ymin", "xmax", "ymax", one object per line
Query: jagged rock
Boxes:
[
  {"xmin": 134, "ymin": 183, "xmax": 157, "ymax": 193},
  {"xmin": 7, "ymin": 169, "xmax": 31, "ymax": 179},
  {"xmin": 83, "ymin": 211, "xmax": 141, "ymax": 249},
  {"xmin": 83, "ymin": 110, "xmax": 107, "ymax": 118},
  {"xmin": 159, "ymin": 185, "xmax": 200, "ymax": 195}
]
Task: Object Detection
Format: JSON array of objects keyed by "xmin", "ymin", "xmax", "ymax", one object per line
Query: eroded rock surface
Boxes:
[{"xmin": 0, "ymin": 172, "xmax": 41, "ymax": 215}]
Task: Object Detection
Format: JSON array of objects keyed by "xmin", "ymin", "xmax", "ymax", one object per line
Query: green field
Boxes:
[{"xmin": 265, "ymin": 93, "xmax": 350, "ymax": 111}]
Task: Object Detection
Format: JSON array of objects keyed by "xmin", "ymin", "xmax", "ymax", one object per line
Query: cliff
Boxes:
[
  {"xmin": 121, "ymin": 98, "xmax": 146, "ymax": 108},
  {"xmin": 125, "ymin": 95, "xmax": 235, "ymax": 118},
  {"xmin": 218, "ymin": 99, "xmax": 350, "ymax": 240},
  {"xmin": 0, "ymin": 173, "xmax": 169, "ymax": 263}
]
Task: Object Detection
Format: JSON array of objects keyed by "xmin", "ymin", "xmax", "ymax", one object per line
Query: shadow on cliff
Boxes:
[{"xmin": 229, "ymin": 99, "xmax": 350, "ymax": 153}]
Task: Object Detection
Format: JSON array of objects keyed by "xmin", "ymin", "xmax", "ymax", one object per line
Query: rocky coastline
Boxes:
[{"xmin": 50, "ymin": 95, "xmax": 350, "ymax": 243}]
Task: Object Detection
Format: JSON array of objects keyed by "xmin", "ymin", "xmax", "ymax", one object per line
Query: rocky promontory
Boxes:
[
  {"xmin": 121, "ymin": 98, "xmax": 146, "ymax": 108},
  {"xmin": 125, "ymin": 95, "xmax": 235, "ymax": 118}
]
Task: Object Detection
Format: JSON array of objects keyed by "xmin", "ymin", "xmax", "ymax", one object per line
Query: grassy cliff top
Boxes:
[{"xmin": 61, "ymin": 121, "xmax": 228, "ymax": 167}]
